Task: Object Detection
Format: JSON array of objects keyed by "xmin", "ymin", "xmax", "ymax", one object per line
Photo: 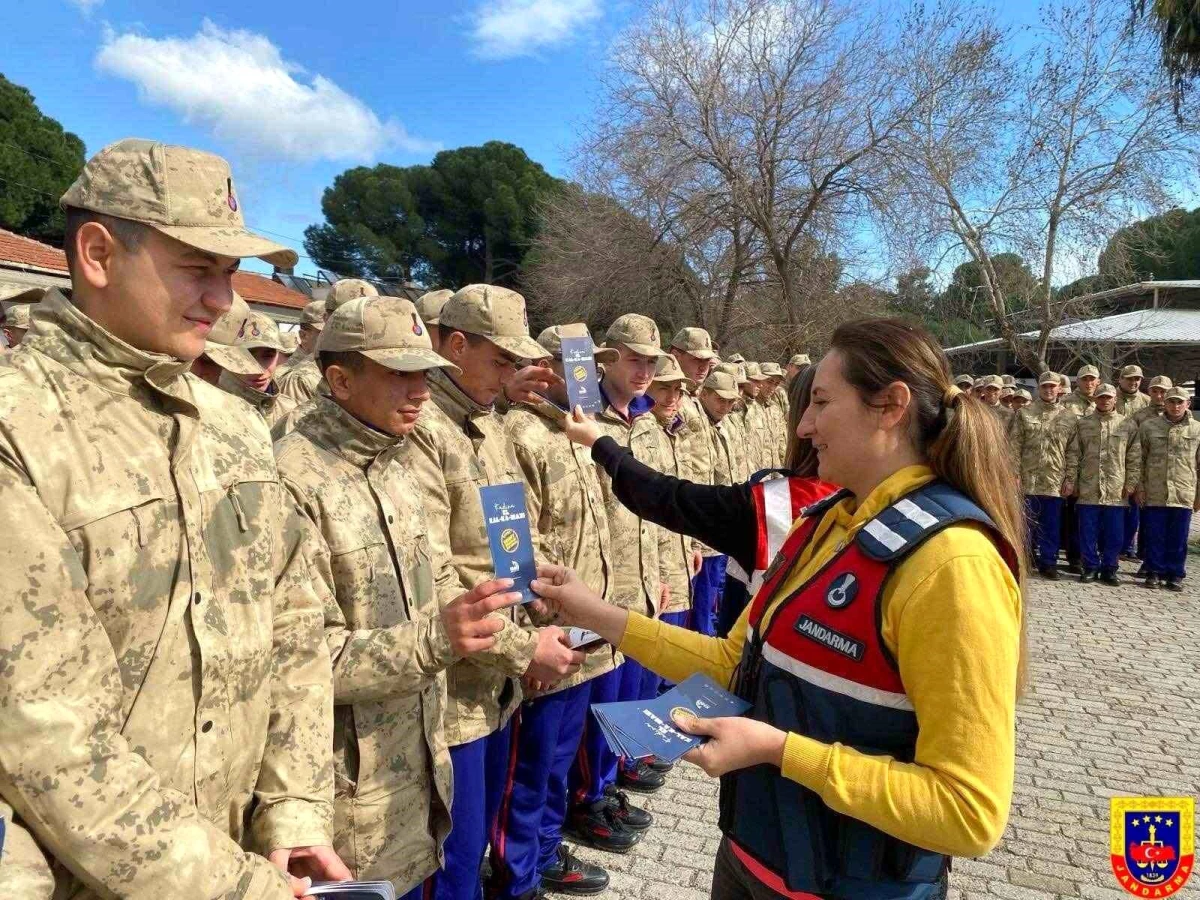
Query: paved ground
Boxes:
[{"xmin": 571, "ymin": 558, "xmax": 1200, "ymax": 899}]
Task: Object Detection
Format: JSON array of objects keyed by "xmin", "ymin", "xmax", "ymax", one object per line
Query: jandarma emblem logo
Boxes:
[{"xmin": 1110, "ymin": 796, "xmax": 1194, "ymax": 897}]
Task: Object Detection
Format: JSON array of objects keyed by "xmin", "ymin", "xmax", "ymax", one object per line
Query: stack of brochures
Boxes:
[
  {"xmin": 307, "ymin": 881, "xmax": 397, "ymax": 900},
  {"xmin": 589, "ymin": 674, "xmax": 751, "ymax": 763}
]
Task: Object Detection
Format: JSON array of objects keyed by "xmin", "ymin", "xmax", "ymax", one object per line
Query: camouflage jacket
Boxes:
[
  {"xmin": 676, "ymin": 389, "xmax": 717, "ymax": 485},
  {"xmin": 1063, "ymin": 411, "xmax": 1139, "ymax": 506},
  {"xmin": 277, "ymin": 355, "xmax": 323, "ymax": 404},
  {"xmin": 987, "ymin": 403, "xmax": 1014, "ymax": 433},
  {"xmin": 1010, "ymin": 398, "xmax": 1076, "ymax": 496},
  {"xmin": 1116, "ymin": 389, "xmax": 1151, "ymax": 418},
  {"xmin": 594, "ymin": 387, "xmax": 662, "ymax": 617},
  {"xmin": 276, "ymin": 346, "xmax": 313, "ymax": 376},
  {"xmin": 720, "ymin": 409, "xmax": 752, "ymax": 483},
  {"xmin": 1136, "ymin": 412, "xmax": 1200, "ymax": 508},
  {"xmin": 734, "ymin": 402, "xmax": 768, "ymax": 475},
  {"xmin": 504, "ymin": 398, "xmax": 621, "ymax": 693},
  {"xmin": 0, "ymin": 290, "xmax": 332, "ymax": 900},
  {"xmin": 630, "ymin": 414, "xmax": 694, "ymax": 612},
  {"xmin": 274, "ymin": 395, "xmax": 454, "ymax": 892},
  {"xmin": 1060, "ymin": 390, "xmax": 1095, "ymax": 418},
  {"xmin": 219, "ymin": 369, "xmax": 300, "ymax": 428},
  {"xmin": 402, "ymin": 368, "xmax": 540, "ymax": 745},
  {"xmin": 707, "ymin": 411, "xmax": 742, "ymax": 489},
  {"xmin": 755, "ymin": 397, "xmax": 782, "ymax": 469},
  {"xmin": 1132, "ymin": 403, "xmax": 1166, "ymax": 426}
]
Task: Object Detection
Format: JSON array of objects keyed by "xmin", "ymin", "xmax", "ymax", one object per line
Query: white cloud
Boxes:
[
  {"xmin": 95, "ymin": 20, "xmax": 439, "ymax": 163},
  {"xmin": 471, "ymin": 0, "xmax": 601, "ymax": 60},
  {"xmin": 67, "ymin": 0, "xmax": 103, "ymax": 14}
]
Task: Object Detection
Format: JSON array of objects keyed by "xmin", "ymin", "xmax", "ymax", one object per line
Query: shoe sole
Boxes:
[
  {"xmin": 542, "ymin": 879, "xmax": 611, "ymax": 896},
  {"xmin": 563, "ymin": 827, "xmax": 642, "ymax": 854},
  {"xmin": 616, "ymin": 781, "xmax": 664, "ymax": 794}
]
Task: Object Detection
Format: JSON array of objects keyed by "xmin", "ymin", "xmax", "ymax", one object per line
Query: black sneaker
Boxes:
[
  {"xmin": 1039, "ymin": 567, "xmax": 1060, "ymax": 581},
  {"xmin": 1100, "ymin": 571, "xmax": 1121, "ymax": 586},
  {"xmin": 1067, "ymin": 563, "xmax": 1083, "ymax": 575},
  {"xmin": 618, "ymin": 760, "xmax": 666, "ymax": 794},
  {"xmin": 604, "ymin": 785, "xmax": 652, "ymax": 831},
  {"xmin": 565, "ymin": 799, "xmax": 641, "ymax": 853},
  {"xmin": 1079, "ymin": 570, "xmax": 1097, "ymax": 583},
  {"xmin": 1164, "ymin": 578, "xmax": 1184, "ymax": 593},
  {"xmin": 645, "ymin": 756, "xmax": 674, "ymax": 774},
  {"xmin": 1145, "ymin": 574, "xmax": 1160, "ymax": 589},
  {"xmin": 541, "ymin": 845, "xmax": 610, "ymax": 895}
]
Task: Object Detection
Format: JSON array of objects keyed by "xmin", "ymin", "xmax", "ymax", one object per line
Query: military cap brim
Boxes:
[
  {"xmin": 361, "ymin": 346, "xmax": 462, "ymax": 376},
  {"xmin": 203, "ymin": 343, "xmax": 265, "ymax": 377},
  {"xmin": 485, "ymin": 333, "xmax": 552, "ymax": 361},
  {"xmin": 152, "ymin": 222, "xmax": 298, "ymax": 268}
]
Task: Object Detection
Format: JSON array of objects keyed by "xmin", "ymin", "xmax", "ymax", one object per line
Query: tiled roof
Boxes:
[{"xmin": 0, "ymin": 227, "xmax": 307, "ymax": 311}]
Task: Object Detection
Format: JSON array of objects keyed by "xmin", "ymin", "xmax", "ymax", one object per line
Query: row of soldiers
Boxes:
[
  {"xmin": 0, "ymin": 139, "xmax": 804, "ymax": 900},
  {"xmin": 954, "ymin": 365, "xmax": 1200, "ymax": 590}
]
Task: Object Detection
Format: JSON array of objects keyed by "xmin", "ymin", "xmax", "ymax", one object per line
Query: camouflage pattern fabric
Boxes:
[
  {"xmin": 630, "ymin": 414, "xmax": 694, "ymax": 613},
  {"xmin": 1136, "ymin": 411, "xmax": 1200, "ymax": 508},
  {"xmin": 218, "ymin": 369, "xmax": 299, "ymax": 428},
  {"xmin": 1064, "ymin": 411, "xmax": 1140, "ymax": 506},
  {"xmin": 1010, "ymin": 398, "xmax": 1077, "ymax": 496},
  {"xmin": 277, "ymin": 356, "xmax": 324, "ymax": 404},
  {"xmin": 1116, "ymin": 389, "xmax": 1151, "ymax": 418}
]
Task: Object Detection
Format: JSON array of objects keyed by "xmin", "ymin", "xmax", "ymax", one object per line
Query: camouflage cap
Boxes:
[
  {"xmin": 1165, "ymin": 386, "xmax": 1189, "ymax": 402},
  {"xmin": 701, "ymin": 369, "xmax": 740, "ymax": 400},
  {"xmin": 726, "ymin": 352, "xmax": 747, "ymax": 364},
  {"xmin": 1, "ymin": 285, "xmax": 46, "ymax": 306},
  {"xmin": 977, "ymin": 374, "xmax": 1004, "ymax": 389},
  {"xmin": 299, "ymin": 300, "xmax": 327, "ymax": 329},
  {"xmin": 201, "ymin": 293, "xmax": 264, "ymax": 377},
  {"xmin": 439, "ymin": 284, "xmax": 548, "ymax": 360},
  {"xmin": 537, "ymin": 323, "xmax": 618, "ymax": 364},
  {"xmin": 788, "ymin": 353, "xmax": 811, "ymax": 367},
  {"xmin": 1039, "ymin": 371, "xmax": 1060, "ymax": 386},
  {"xmin": 1149, "ymin": 375, "xmax": 1174, "ymax": 390},
  {"xmin": 1120, "ymin": 364, "xmax": 1143, "ymax": 378},
  {"xmin": 760, "ymin": 362, "xmax": 785, "ymax": 378},
  {"xmin": 1093, "ymin": 383, "xmax": 1116, "ymax": 398},
  {"xmin": 954, "ymin": 374, "xmax": 975, "ymax": 388},
  {"xmin": 59, "ymin": 138, "xmax": 297, "ymax": 267},
  {"xmin": 714, "ymin": 361, "xmax": 748, "ymax": 385},
  {"xmin": 669, "ymin": 326, "xmax": 718, "ymax": 360},
  {"xmin": 324, "ymin": 278, "xmax": 379, "ymax": 316},
  {"xmin": 234, "ymin": 310, "xmax": 285, "ymax": 353},
  {"xmin": 1077, "ymin": 364, "xmax": 1100, "ymax": 380},
  {"xmin": 651, "ymin": 353, "xmax": 697, "ymax": 391},
  {"xmin": 280, "ymin": 331, "xmax": 300, "ymax": 354},
  {"xmin": 1001, "ymin": 374, "xmax": 1016, "ymax": 387},
  {"xmin": 4, "ymin": 303, "xmax": 34, "ymax": 330},
  {"xmin": 604, "ymin": 313, "xmax": 666, "ymax": 358},
  {"xmin": 415, "ymin": 289, "xmax": 454, "ymax": 327},
  {"xmin": 744, "ymin": 362, "xmax": 771, "ymax": 381},
  {"xmin": 319, "ymin": 295, "xmax": 459, "ymax": 374},
  {"xmin": 1014, "ymin": 388, "xmax": 1033, "ymax": 401},
  {"xmin": 1057, "ymin": 373, "xmax": 1070, "ymax": 389},
  {"xmin": 1000, "ymin": 386, "xmax": 1014, "ymax": 398}
]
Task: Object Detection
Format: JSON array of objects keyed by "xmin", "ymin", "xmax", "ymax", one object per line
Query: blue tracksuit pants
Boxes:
[
  {"xmin": 431, "ymin": 722, "xmax": 513, "ymax": 900},
  {"xmin": 1026, "ymin": 495, "xmax": 1063, "ymax": 570},
  {"xmin": 490, "ymin": 683, "xmax": 591, "ymax": 899},
  {"xmin": 692, "ymin": 555, "xmax": 725, "ymax": 637},
  {"xmin": 569, "ymin": 665, "xmax": 622, "ymax": 807},
  {"xmin": 1141, "ymin": 506, "xmax": 1192, "ymax": 580},
  {"xmin": 1077, "ymin": 504, "xmax": 1125, "ymax": 574}
]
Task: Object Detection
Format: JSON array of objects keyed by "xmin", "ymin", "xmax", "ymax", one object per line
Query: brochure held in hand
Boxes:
[
  {"xmin": 480, "ymin": 482, "xmax": 538, "ymax": 604},
  {"xmin": 561, "ymin": 335, "xmax": 603, "ymax": 414}
]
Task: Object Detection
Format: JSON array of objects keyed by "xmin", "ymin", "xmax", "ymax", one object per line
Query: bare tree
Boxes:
[{"xmin": 887, "ymin": 0, "xmax": 1197, "ymax": 371}]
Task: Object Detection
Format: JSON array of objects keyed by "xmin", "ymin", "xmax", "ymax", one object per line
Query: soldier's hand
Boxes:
[
  {"xmin": 504, "ymin": 364, "xmax": 564, "ymax": 405},
  {"xmin": 268, "ymin": 846, "xmax": 352, "ymax": 895},
  {"xmin": 691, "ymin": 549, "xmax": 704, "ymax": 577},
  {"xmin": 525, "ymin": 625, "xmax": 585, "ymax": 684},
  {"xmin": 1135, "ymin": 488, "xmax": 1146, "ymax": 506},
  {"xmin": 442, "ymin": 578, "xmax": 520, "ymax": 656},
  {"xmin": 1194, "ymin": 499, "xmax": 1200, "ymax": 513},
  {"xmin": 660, "ymin": 583, "xmax": 673, "ymax": 613},
  {"xmin": 1060, "ymin": 482, "xmax": 1074, "ymax": 498},
  {"xmin": 562, "ymin": 406, "xmax": 602, "ymax": 448}
]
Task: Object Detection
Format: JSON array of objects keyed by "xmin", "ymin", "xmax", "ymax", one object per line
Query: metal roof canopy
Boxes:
[{"xmin": 946, "ymin": 308, "xmax": 1200, "ymax": 355}]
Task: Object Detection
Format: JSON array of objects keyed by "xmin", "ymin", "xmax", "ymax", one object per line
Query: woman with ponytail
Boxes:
[{"xmin": 532, "ymin": 318, "xmax": 1025, "ymax": 900}]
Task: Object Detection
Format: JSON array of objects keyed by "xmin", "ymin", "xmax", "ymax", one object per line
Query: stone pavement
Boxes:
[{"xmin": 570, "ymin": 560, "xmax": 1200, "ymax": 899}]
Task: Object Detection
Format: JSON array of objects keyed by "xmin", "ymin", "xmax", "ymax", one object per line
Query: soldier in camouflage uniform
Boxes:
[
  {"xmin": 999, "ymin": 386, "xmax": 1015, "ymax": 409},
  {"xmin": 1115, "ymin": 364, "xmax": 1150, "ymax": 416},
  {"xmin": 785, "ymin": 352, "xmax": 810, "ymax": 382},
  {"xmin": 0, "ymin": 139, "xmax": 342, "ymax": 899},
  {"xmin": 1134, "ymin": 386, "xmax": 1200, "ymax": 591},
  {"xmin": 1062, "ymin": 383, "xmax": 1139, "ymax": 585},
  {"xmin": 494, "ymin": 324, "xmax": 643, "ymax": 899},
  {"xmin": 189, "ymin": 291, "xmax": 264, "ymax": 386},
  {"xmin": 1061, "ymin": 364, "xmax": 1099, "ymax": 418},
  {"xmin": 1133, "ymin": 375, "xmax": 1173, "ymax": 425},
  {"xmin": 734, "ymin": 363, "xmax": 773, "ymax": 473},
  {"xmin": 595, "ymin": 313, "xmax": 671, "ymax": 793},
  {"xmin": 1011, "ymin": 371, "xmax": 1077, "ymax": 579},
  {"xmin": 1, "ymin": 296, "xmax": 34, "ymax": 347},
  {"xmin": 275, "ymin": 298, "xmax": 325, "ymax": 377},
  {"xmin": 712, "ymin": 361, "xmax": 752, "ymax": 483},
  {"xmin": 416, "ymin": 289, "xmax": 454, "ymax": 352},
  {"xmin": 975, "ymin": 374, "xmax": 1011, "ymax": 430},
  {"xmin": 760, "ymin": 361, "xmax": 789, "ymax": 464},
  {"xmin": 1010, "ymin": 388, "xmax": 1032, "ymax": 412},
  {"xmin": 278, "ymin": 280, "xmax": 377, "ymax": 404},
  {"xmin": 274, "ymin": 295, "xmax": 516, "ymax": 897},
  {"xmin": 216, "ymin": 309, "xmax": 299, "ymax": 429},
  {"xmin": 402, "ymin": 285, "xmax": 585, "ymax": 900},
  {"xmin": 954, "ymin": 373, "xmax": 975, "ymax": 390}
]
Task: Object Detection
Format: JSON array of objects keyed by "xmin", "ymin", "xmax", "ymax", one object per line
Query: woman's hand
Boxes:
[
  {"xmin": 531, "ymin": 563, "xmax": 630, "ymax": 647},
  {"xmin": 673, "ymin": 713, "xmax": 788, "ymax": 778},
  {"xmin": 562, "ymin": 406, "xmax": 602, "ymax": 448}
]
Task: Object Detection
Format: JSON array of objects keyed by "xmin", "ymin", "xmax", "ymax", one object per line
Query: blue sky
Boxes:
[{"xmin": 2, "ymin": 0, "xmax": 1052, "ymax": 280}]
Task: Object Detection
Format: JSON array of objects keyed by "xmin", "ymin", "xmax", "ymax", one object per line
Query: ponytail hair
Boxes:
[{"xmin": 828, "ymin": 318, "xmax": 1029, "ymax": 690}]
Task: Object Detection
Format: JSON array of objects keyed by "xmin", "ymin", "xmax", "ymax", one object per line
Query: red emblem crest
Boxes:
[
  {"xmin": 227, "ymin": 178, "xmax": 238, "ymax": 212},
  {"xmin": 412, "ymin": 313, "xmax": 424, "ymax": 336}
]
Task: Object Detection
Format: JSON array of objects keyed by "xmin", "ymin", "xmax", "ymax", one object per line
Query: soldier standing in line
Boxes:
[
  {"xmin": 278, "ymin": 279, "xmax": 377, "ymax": 404},
  {"xmin": 1061, "ymin": 365, "xmax": 1099, "ymax": 417},
  {"xmin": 276, "ymin": 298, "xmax": 325, "ymax": 377},
  {"xmin": 1057, "ymin": 366, "xmax": 1097, "ymax": 574},
  {"xmin": 760, "ymin": 362, "xmax": 790, "ymax": 464},
  {"xmin": 976, "ymin": 374, "xmax": 1011, "ymax": 430},
  {"xmin": 784, "ymin": 352, "xmax": 810, "ymax": 382},
  {"xmin": 0, "ymin": 138, "xmax": 344, "ymax": 899},
  {"xmin": 1134, "ymin": 386, "xmax": 1200, "ymax": 591},
  {"xmin": 1062, "ymin": 383, "xmax": 1139, "ymax": 586},
  {"xmin": 493, "ymin": 323, "xmax": 644, "ymax": 900},
  {"xmin": 712, "ymin": 361, "xmax": 752, "ymax": 483},
  {"xmin": 1010, "ymin": 388, "xmax": 1032, "ymax": 412},
  {"xmin": 999, "ymin": 386, "xmax": 1015, "ymax": 410},
  {"xmin": 403, "ymin": 285, "xmax": 585, "ymax": 900},
  {"xmin": 1115, "ymin": 364, "xmax": 1151, "ymax": 416},
  {"xmin": 1011, "ymin": 371, "xmax": 1077, "ymax": 579},
  {"xmin": 190, "ymin": 291, "xmax": 264, "ymax": 386},
  {"xmin": 954, "ymin": 373, "xmax": 975, "ymax": 391},
  {"xmin": 274, "ymin": 295, "xmax": 517, "ymax": 898},
  {"xmin": 1134, "ymin": 376, "xmax": 1174, "ymax": 425},
  {"xmin": 416, "ymin": 289, "xmax": 454, "ymax": 352},
  {"xmin": 216, "ymin": 309, "xmax": 299, "ymax": 428},
  {"xmin": 736, "ymin": 362, "xmax": 773, "ymax": 472},
  {"xmin": 1124, "ymin": 375, "xmax": 1174, "ymax": 562}
]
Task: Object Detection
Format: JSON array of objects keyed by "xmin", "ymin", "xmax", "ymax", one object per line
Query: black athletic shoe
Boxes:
[
  {"xmin": 1145, "ymin": 574, "xmax": 1161, "ymax": 589},
  {"xmin": 1079, "ymin": 570, "xmax": 1098, "ymax": 583},
  {"xmin": 1039, "ymin": 567, "xmax": 1060, "ymax": 581},
  {"xmin": 645, "ymin": 756, "xmax": 674, "ymax": 774},
  {"xmin": 618, "ymin": 760, "xmax": 666, "ymax": 794},
  {"xmin": 1164, "ymin": 578, "xmax": 1184, "ymax": 593},
  {"xmin": 604, "ymin": 785, "xmax": 652, "ymax": 831},
  {"xmin": 1100, "ymin": 571, "xmax": 1121, "ymax": 586},
  {"xmin": 541, "ymin": 845, "xmax": 610, "ymax": 895},
  {"xmin": 565, "ymin": 799, "xmax": 641, "ymax": 853},
  {"xmin": 1067, "ymin": 563, "xmax": 1083, "ymax": 575}
]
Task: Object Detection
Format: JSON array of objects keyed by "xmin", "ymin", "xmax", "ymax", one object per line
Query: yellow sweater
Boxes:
[{"xmin": 620, "ymin": 465, "xmax": 1021, "ymax": 858}]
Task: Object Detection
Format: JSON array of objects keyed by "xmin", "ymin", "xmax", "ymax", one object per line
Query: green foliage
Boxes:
[
  {"xmin": 942, "ymin": 254, "xmax": 1037, "ymax": 319},
  {"xmin": 305, "ymin": 141, "xmax": 564, "ymax": 288},
  {"xmin": 1134, "ymin": 0, "xmax": 1200, "ymax": 102},
  {"xmin": 886, "ymin": 265, "xmax": 991, "ymax": 348},
  {"xmin": 0, "ymin": 73, "xmax": 85, "ymax": 243},
  {"xmin": 1097, "ymin": 206, "xmax": 1200, "ymax": 281}
]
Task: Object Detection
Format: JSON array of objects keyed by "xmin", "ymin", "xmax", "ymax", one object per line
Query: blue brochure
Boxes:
[
  {"xmin": 591, "ymin": 674, "xmax": 752, "ymax": 763},
  {"xmin": 561, "ymin": 336, "xmax": 602, "ymax": 414},
  {"xmin": 480, "ymin": 482, "xmax": 537, "ymax": 604}
]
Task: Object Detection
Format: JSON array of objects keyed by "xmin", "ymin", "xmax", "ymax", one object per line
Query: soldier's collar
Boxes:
[
  {"xmin": 217, "ymin": 369, "xmax": 279, "ymax": 410},
  {"xmin": 428, "ymin": 367, "xmax": 494, "ymax": 428},
  {"xmin": 303, "ymin": 393, "xmax": 403, "ymax": 466},
  {"xmin": 22, "ymin": 289, "xmax": 194, "ymax": 402}
]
